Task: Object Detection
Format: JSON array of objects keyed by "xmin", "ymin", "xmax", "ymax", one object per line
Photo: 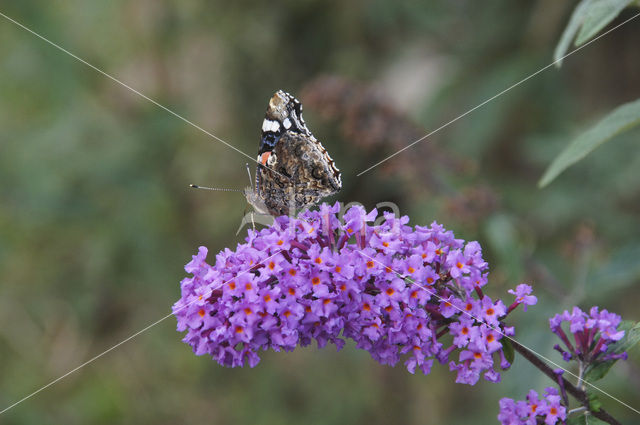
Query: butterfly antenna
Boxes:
[
  {"xmin": 189, "ymin": 184, "xmax": 243, "ymax": 192},
  {"xmin": 246, "ymin": 163, "xmax": 254, "ymax": 186}
]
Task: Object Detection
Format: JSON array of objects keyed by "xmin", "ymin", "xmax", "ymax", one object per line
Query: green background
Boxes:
[{"xmin": 1, "ymin": 1, "xmax": 639, "ymax": 423}]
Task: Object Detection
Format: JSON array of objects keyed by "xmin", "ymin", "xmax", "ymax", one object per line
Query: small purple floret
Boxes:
[{"xmin": 507, "ymin": 283, "xmax": 538, "ymax": 313}]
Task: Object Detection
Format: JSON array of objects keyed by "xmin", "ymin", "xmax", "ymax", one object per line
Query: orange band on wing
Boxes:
[{"xmin": 260, "ymin": 152, "xmax": 272, "ymax": 165}]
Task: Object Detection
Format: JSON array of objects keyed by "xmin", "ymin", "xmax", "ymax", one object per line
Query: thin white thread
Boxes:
[
  {"xmin": 357, "ymin": 11, "xmax": 640, "ymax": 176},
  {"xmin": 0, "ymin": 10, "xmax": 288, "ymax": 178},
  {"xmin": 0, "ymin": 249, "xmax": 283, "ymax": 415},
  {"xmin": 355, "ymin": 249, "xmax": 640, "ymax": 415}
]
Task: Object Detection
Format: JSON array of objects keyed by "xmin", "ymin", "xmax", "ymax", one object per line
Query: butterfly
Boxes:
[{"xmin": 243, "ymin": 90, "xmax": 342, "ymax": 217}]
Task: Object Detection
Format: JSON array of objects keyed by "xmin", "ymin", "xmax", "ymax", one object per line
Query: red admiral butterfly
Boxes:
[{"xmin": 244, "ymin": 90, "xmax": 342, "ymax": 216}]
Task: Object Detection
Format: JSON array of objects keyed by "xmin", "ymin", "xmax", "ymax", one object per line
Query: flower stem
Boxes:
[
  {"xmin": 577, "ymin": 360, "xmax": 585, "ymax": 391},
  {"xmin": 510, "ymin": 339, "xmax": 621, "ymax": 425}
]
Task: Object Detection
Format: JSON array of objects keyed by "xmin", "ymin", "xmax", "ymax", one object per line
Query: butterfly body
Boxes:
[{"xmin": 244, "ymin": 90, "xmax": 341, "ymax": 216}]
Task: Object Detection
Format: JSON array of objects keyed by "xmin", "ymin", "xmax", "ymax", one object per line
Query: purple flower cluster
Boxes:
[
  {"xmin": 550, "ymin": 306, "xmax": 626, "ymax": 363},
  {"xmin": 173, "ymin": 203, "xmax": 535, "ymax": 384},
  {"xmin": 498, "ymin": 388, "xmax": 566, "ymax": 425}
]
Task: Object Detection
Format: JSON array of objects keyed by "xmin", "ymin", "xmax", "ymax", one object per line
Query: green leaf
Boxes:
[
  {"xmin": 538, "ymin": 97, "xmax": 640, "ymax": 187},
  {"xmin": 500, "ymin": 338, "xmax": 515, "ymax": 365},
  {"xmin": 554, "ymin": 0, "xmax": 637, "ymax": 65},
  {"xmin": 554, "ymin": 0, "xmax": 594, "ymax": 65},
  {"xmin": 588, "ymin": 391, "xmax": 603, "ymax": 412},
  {"xmin": 584, "ymin": 321, "xmax": 640, "ymax": 382},
  {"xmin": 575, "ymin": 0, "xmax": 635, "ymax": 46}
]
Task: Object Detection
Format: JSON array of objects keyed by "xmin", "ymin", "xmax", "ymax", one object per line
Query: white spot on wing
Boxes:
[
  {"xmin": 283, "ymin": 118, "xmax": 292, "ymax": 129},
  {"xmin": 262, "ymin": 119, "xmax": 280, "ymax": 133}
]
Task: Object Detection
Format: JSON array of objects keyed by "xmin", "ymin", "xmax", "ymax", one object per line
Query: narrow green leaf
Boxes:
[
  {"xmin": 584, "ymin": 321, "xmax": 640, "ymax": 382},
  {"xmin": 575, "ymin": 0, "xmax": 634, "ymax": 46},
  {"xmin": 539, "ymin": 97, "xmax": 640, "ymax": 187},
  {"xmin": 588, "ymin": 391, "xmax": 603, "ymax": 412},
  {"xmin": 500, "ymin": 338, "xmax": 515, "ymax": 365},
  {"xmin": 554, "ymin": 0, "xmax": 594, "ymax": 66}
]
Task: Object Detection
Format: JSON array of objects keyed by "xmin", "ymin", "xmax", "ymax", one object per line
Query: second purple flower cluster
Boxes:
[{"xmin": 550, "ymin": 306, "xmax": 626, "ymax": 363}]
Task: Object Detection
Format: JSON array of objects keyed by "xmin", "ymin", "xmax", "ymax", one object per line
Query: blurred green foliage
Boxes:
[{"xmin": 0, "ymin": 1, "xmax": 639, "ymax": 424}]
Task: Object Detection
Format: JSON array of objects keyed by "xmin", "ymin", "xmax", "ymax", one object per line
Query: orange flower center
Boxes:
[
  {"xmin": 312, "ymin": 277, "xmax": 321, "ymax": 285},
  {"xmin": 198, "ymin": 309, "xmax": 205, "ymax": 317}
]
